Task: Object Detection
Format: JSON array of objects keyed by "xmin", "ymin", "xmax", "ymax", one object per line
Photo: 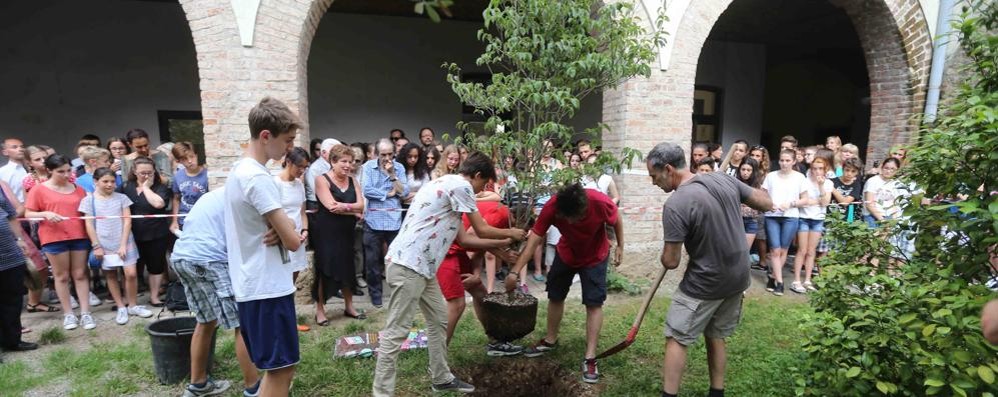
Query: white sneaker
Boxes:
[
  {"xmin": 128, "ymin": 305, "xmax": 153, "ymax": 318},
  {"xmin": 356, "ymin": 277, "xmax": 368, "ymax": 288},
  {"xmin": 116, "ymin": 307, "xmax": 129, "ymax": 325},
  {"xmin": 64, "ymin": 314, "xmax": 79, "ymax": 330},
  {"xmin": 81, "ymin": 312, "xmax": 97, "ymax": 330},
  {"xmin": 70, "ymin": 295, "xmax": 79, "ymax": 309},
  {"xmin": 89, "ymin": 291, "xmax": 102, "ymax": 306}
]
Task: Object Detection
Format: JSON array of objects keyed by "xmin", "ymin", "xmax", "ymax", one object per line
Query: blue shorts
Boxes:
[
  {"xmin": 742, "ymin": 217, "xmax": 759, "ymax": 234},
  {"xmin": 764, "ymin": 217, "xmax": 799, "ymax": 249},
  {"xmin": 41, "ymin": 239, "xmax": 90, "ymax": 254},
  {"xmin": 798, "ymin": 218, "xmax": 825, "ymax": 233},
  {"xmin": 546, "ymin": 253, "xmax": 607, "ymax": 307},
  {"xmin": 237, "ymin": 293, "xmax": 300, "ymax": 370}
]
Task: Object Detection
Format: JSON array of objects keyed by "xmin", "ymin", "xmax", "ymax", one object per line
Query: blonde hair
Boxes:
[
  {"xmin": 836, "ymin": 143, "xmax": 861, "ymax": 166},
  {"xmin": 433, "ymin": 144, "xmax": 461, "ymax": 178},
  {"xmin": 81, "ymin": 146, "xmax": 110, "ymax": 162},
  {"xmin": 719, "ymin": 141, "xmax": 749, "ymax": 172}
]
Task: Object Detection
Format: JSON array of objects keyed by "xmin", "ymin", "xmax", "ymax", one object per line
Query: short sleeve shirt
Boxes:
[
  {"xmin": 0, "ymin": 191, "xmax": 26, "ymax": 271},
  {"xmin": 24, "ymin": 183, "xmax": 87, "ymax": 246},
  {"xmin": 118, "ymin": 182, "xmax": 173, "ymax": 241},
  {"xmin": 78, "ymin": 192, "xmax": 138, "ymax": 264},
  {"xmin": 762, "ymin": 171, "xmax": 806, "ymax": 218},
  {"xmin": 532, "ymin": 189, "xmax": 618, "ymax": 268},
  {"xmin": 224, "ymin": 158, "xmax": 291, "ymax": 302},
  {"xmin": 172, "ymin": 168, "xmax": 209, "ymax": 226},
  {"xmin": 662, "ymin": 172, "xmax": 754, "ymax": 300},
  {"xmin": 387, "ymin": 174, "xmax": 478, "ymax": 278},
  {"xmin": 831, "ymin": 176, "xmax": 863, "ymax": 220},
  {"xmin": 798, "ymin": 179, "xmax": 835, "ymax": 220},
  {"xmin": 171, "ymin": 189, "xmax": 228, "ymax": 263}
]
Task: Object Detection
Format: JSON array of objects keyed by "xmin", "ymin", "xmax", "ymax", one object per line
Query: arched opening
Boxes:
[
  {"xmin": 306, "ymin": 1, "xmax": 602, "ymax": 145},
  {"xmin": 0, "ymin": 0, "xmax": 201, "ymax": 157},
  {"xmin": 693, "ymin": 0, "xmax": 871, "ymax": 156}
]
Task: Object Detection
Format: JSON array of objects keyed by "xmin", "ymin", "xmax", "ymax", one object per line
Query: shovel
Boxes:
[{"xmin": 594, "ymin": 266, "xmax": 667, "ymax": 359}]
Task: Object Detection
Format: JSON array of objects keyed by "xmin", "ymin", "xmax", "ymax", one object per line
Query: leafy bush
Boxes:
[{"xmin": 794, "ymin": 3, "xmax": 998, "ymax": 396}]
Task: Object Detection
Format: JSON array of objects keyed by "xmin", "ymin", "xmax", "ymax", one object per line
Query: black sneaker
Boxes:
[
  {"xmin": 765, "ymin": 277, "xmax": 776, "ymax": 292},
  {"xmin": 772, "ymin": 282, "xmax": 784, "ymax": 296},
  {"xmin": 523, "ymin": 339, "xmax": 557, "ymax": 358},
  {"xmin": 487, "ymin": 341, "xmax": 524, "ymax": 357},
  {"xmin": 431, "ymin": 378, "xmax": 475, "ymax": 393},
  {"xmin": 581, "ymin": 358, "xmax": 600, "ymax": 384}
]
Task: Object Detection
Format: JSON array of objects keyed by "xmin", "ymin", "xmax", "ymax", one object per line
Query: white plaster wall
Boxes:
[
  {"xmin": 0, "ymin": 0, "xmax": 200, "ymax": 156},
  {"xmin": 307, "ymin": 13, "xmax": 602, "ymax": 145},
  {"xmin": 694, "ymin": 40, "xmax": 766, "ymax": 147}
]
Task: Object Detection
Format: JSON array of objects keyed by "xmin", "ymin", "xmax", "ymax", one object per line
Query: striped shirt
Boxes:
[
  {"xmin": 0, "ymin": 190, "xmax": 26, "ymax": 271},
  {"xmin": 361, "ymin": 159, "xmax": 408, "ymax": 231}
]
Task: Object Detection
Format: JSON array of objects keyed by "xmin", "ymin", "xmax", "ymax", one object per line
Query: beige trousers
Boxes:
[{"xmin": 372, "ymin": 263, "xmax": 453, "ymax": 396}]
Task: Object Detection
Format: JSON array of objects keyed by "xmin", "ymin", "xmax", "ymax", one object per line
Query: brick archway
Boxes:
[{"xmin": 603, "ymin": 0, "xmax": 932, "ymax": 274}]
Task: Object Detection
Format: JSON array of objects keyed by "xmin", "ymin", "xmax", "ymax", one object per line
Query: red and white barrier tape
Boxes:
[{"xmin": 19, "ymin": 214, "xmax": 188, "ymax": 222}]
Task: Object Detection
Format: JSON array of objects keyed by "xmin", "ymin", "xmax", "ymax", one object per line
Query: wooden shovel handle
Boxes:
[{"xmin": 630, "ymin": 266, "xmax": 668, "ymax": 332}]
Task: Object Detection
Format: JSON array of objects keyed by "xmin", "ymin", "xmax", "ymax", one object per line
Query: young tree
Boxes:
[{"xmin": 445, "ymin": 0, "xmax": 665, "ymax": 227}]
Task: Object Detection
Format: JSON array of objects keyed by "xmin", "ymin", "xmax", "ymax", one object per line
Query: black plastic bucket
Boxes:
[{"xmin": 145, "ymin": 317, "xmax": 216, "ymax": 384}]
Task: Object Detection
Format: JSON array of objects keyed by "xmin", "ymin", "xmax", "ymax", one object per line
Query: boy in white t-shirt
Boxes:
[
  {"xmin": 372, "ymin": 152, "xmax": 526, "ymax": 396},
  {"xmin": 224, "ymin": 97, "xmax": 304, "ymax": 397}
]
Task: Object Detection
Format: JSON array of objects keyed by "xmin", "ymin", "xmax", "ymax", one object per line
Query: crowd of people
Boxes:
[{"xmin": 0, "ymin": 93, "xmax": 920, "ymax": 396}]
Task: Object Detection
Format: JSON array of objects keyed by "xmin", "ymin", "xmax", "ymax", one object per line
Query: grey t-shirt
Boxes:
[{"xmin": 662, "ymin": 172, "xmax": 754, "ymax": 300}]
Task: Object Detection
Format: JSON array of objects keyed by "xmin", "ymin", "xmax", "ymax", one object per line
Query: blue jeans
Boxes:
[
  {"xmin": 764, "ymin": 216, "xmax": 799, "ymax": 249},
  {"xmin": 363, "ymin": 224, "xmax": 398, "ymax": 306}
]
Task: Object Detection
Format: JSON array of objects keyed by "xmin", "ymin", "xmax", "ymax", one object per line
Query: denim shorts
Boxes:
[
  {"xmin": 798, "ymin": 218, "xmax": 825, "ymax": 233},
  {"xmin": 742, "ymin": 217, "xmax": 759, "ymax": 234},
  {"xmin": 764, "ymin": 217, "xmax": 799, "ymax": 249},
  {"xmin": 41, "ymin": 238, "xmax": 90, "ymax": 255}
]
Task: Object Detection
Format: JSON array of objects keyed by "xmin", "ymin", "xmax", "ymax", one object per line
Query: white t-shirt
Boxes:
[
  {"xmin": 798, "ymin": 179, "xmax": 834, "ymax": 220},
  {"xmin": 224, "ymin": 158, "xmax": 293, "ymax": 302},
  {"xmin": 386, "ymin": 174, "xmax": 478, "ymax": 278},
  {"xmin": 864, "ymin": 176, "xmax": 912, "ymax": 219},
  {"xmin": 762, "ymin": 171, "xmax": 806, "ymax": 218},
  {"xmin": 581, "ymin": 174, "xmax": 613, "ymax": 195},
  {"xmin": 274, "ymin": 176, "xmax": 307, "ymax": 272}
]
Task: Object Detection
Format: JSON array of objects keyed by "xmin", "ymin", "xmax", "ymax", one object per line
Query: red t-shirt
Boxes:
[
  {"xmin": 24, "ymin": 183, "xmax": 87, "ymax": 246},
  {"xmin": 447, "ymin": 201, "xmax": 510, "ymax": 255},
  {"xmin": 532, "ymin": 189, "xmax": 618, "ymax": 268}
]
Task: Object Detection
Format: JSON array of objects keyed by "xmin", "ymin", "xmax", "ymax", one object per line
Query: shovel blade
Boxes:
[{"xmin": 593, "ymin": 338, "xmax": 634, "ymax": 359}]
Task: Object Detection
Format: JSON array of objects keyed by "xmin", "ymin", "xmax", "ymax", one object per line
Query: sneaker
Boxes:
[
  {"xmin": 772, "ymin": 282, "xmax": 784, "ymax": 297},
  {"xmin": 63, "ymin": 314, "xmax": 79, "ymax": 330},
  {"xmin": 70, "ymin": 295, "xmax": 79, "ymax": 309},
  {"xmin": 355, "ymin": 277, "xmax": 368, "ymax": 289},
  {"xmin": 789, "ymin": 281, "xmax": 807, "ymax": 294},
  {"xmin": 803, "ymin": 281, "xmax": 817, "ymax": 292},
  {"xmin": 518, "ymin": 284, "xmax": 529, "ymax": 294},
  {"xmin": 243, "ymin": 380, "xmax": 261, "ymax": 397},
  {"xmin": 765, "ymin": 277, "xmax": 776, "ymax": 292},
  {"xmin": 89, "ymin": 291, "xmax": 102, "ymax": 307},
  {"xmin": 572, "ymin": 274, "xmax": 581, "ymax": 284},
  {"xmin": 486, "ymin": 341, "xmax": 524, "ymax": 357},
  {"xmin": 183, "ymin": 378, "xmax": 232, "ymax": 397},
  {"xmin": 431, "ymin": 378, "xmax": 475, "ymax": 393},
  {"xmin": 128, "ymin": 305, "xmax": 153, "ymax": 318},
  {"xmin": 523, "ymin": 339, "xmax": 557, "ymax": 358},
  {"xmin": 81, "ymin": 312, "xmax": 97, "ymax": 330},
  {"xmin": 115, "ymin": 307, "xmax": 129, "ymax": 325},
  {"xmin": 531, "ymin": 274, "xmax": 546, "ymax": 282},
  {"xmin": 581, "ymin": 358, "xmax": 600, "ymax": 383}
]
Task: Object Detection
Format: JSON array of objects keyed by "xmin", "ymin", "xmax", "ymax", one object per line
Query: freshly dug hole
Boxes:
[
  {"xmin": 455, "ymin": 358, "xmax": 599, "ymax": 397},
  {"xmin": 480, "ymin": 292, "xmax": 538, "ymax": 342}
]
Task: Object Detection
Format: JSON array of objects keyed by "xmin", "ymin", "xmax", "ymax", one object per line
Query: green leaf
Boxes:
[
  {"xmin": 414, "ymin": 1, "xmax": 425, "ymax": 15},
  {"xmin": 876, "ymin": 381, "xmax": 893, "ymax": 394},
  {"xmin": 923, "ymin": 324, "xmax": 937, "ymax": 337},
  {"xmin": 425, "ymin": 4, "xmax": 441, "ymax": 22},
  {"xmin": 980, "ymin": 365, "xmax": 996, "ymax": 384},
  {"xmin": 899, "ymin": 313, "xmax": 917, "ymax": 324},
  {"xmin": 845, "ymin": 367, "xmax": 861, "ymax": 378},
  {"xmin": 924, "ymin": 378, "xmax": 945, "ymax": 387}
]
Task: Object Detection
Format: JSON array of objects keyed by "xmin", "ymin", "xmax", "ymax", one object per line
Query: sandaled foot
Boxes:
[
  {"xmin": 25, "ymin": 303, "xmax": 60, "ymax": 313},
  {"xmin": 344, "ymin": 310, "xmax": 367, "ymax": 320},
  {"xmin": 315, "ymin": 315, "xmax": 330, "ymax": 326}
]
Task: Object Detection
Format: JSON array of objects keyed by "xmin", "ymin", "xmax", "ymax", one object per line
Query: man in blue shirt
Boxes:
[
  {"xmin": 0, "ymin": 184, "xmax": 37, "ymax": 357},
  {"xmin": 361, "ymin": 138, "xmax": 408, "ymax": 307},
  {"xmin": 170, "ymin": 188, "xmax": 261, "ymax": 397}
]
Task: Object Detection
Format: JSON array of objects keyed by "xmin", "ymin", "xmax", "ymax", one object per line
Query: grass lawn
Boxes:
[{"xmin": 3, "ymin": 294, "xmax": 810, "ymax": 396}]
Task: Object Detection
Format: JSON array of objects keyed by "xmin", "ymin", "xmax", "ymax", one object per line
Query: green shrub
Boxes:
[{"xmin": 794, "ymin": 2, "xmax": 998, "ymax": 396}]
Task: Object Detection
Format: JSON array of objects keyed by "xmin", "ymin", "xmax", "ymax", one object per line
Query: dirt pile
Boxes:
[
  {"xmin": 480, "ymin": 292, "xmax": 538, "ymax": 342},
  {"xmin": 456, "ymin": 358, "xmax": 599, "ymax": 397}
]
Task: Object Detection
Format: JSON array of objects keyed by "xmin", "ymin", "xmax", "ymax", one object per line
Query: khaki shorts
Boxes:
[{"xmin": 664, "ymin": 289, "xmax": 743, "ymax": 346}]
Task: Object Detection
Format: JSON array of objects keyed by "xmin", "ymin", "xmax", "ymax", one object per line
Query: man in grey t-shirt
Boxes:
[{"xmin": 647, "ymin": 142, "xmax": 772, "ymax": 397}]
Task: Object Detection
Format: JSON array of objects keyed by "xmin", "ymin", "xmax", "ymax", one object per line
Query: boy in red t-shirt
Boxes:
[
  {"xmin": 435, "ymin": 200, "xmax": 520, "ymax": 356},
  {"xmin": 505, "ymin": 183, "xmax": 623, "ymax": 384}
]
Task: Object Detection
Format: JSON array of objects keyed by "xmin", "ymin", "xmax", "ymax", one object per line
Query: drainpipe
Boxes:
[{"xmin": 923, "ymin": 0, "xmax": 956, "ymax": 123}]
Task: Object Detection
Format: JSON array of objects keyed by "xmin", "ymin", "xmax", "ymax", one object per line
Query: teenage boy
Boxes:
[
  {"xmin": 71, "ymin": 134, "xmax": 101, "ymax": 177},
  {"xmin": 224, "ymin": 97, "xmax": 304, "ymax": 397},
  {"xmin": 76, "ymin": 147, "xmax": 121, "ymax": 193},
  {"xmin": 0, "ymin": 138, "xmax": 27, "ymax": 202},
  {"xmin": 169, "ymin": 142, "xmax": 209, "ymax": 234},
  {"xmin": 373, "ymin": 152, "xmax": 525, "ymax": 397},
  {"xmin": 645, "ymin": 142, "xmax": 772, "ymax": 397},
  {"xmin": 171, "ymin": 189, "xmax": 261, "ymax": 397},
  {"xmin": 504, "ymin": 183, "xmax": 624, "ymax": 384}
]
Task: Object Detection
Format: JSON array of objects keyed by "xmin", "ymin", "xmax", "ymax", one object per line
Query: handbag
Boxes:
[{"xmin": 87, "ymin": 195, "xmax": 101, "ymax": 269}]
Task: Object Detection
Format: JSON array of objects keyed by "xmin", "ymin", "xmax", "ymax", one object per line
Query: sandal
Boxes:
[
  {"xmin": 344, "ymin": 310, "xmax": 367, "ymax": 320},
  {"xmin": 315, "ymin": 315, "xmax": 330, "ymax": 327},
  {"xmin": 25, "ymin": 303, "xmax": 60, "ymax": 313}
]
